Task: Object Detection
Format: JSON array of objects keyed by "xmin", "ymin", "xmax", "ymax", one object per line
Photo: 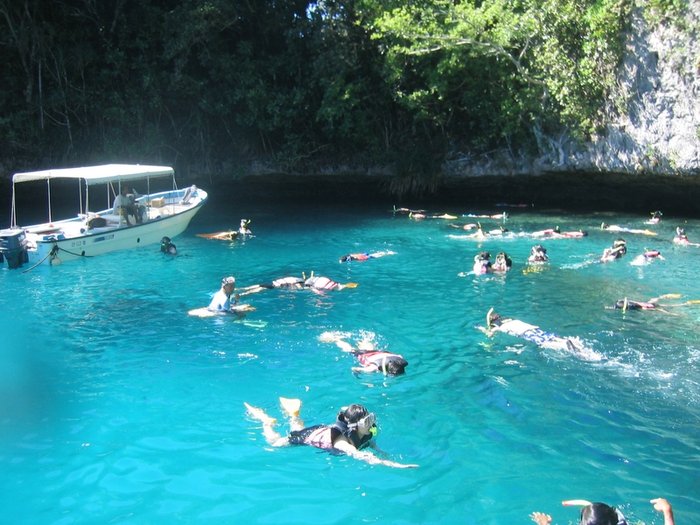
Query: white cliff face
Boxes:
[
  {"xmin": 445, "ymin": 3, "xmax": 700, "ymax": 177},
  {"xmin": 587, "ymin": 3, "xmax": 700, "ymax": 173}
]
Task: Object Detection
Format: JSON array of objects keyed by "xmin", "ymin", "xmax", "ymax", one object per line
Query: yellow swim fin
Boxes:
[
  {"xmin": 343, "ymin": 282, "xmax": 359, "ymax": 289},
  {"xmin": 279, "ymin": 397, "xmax": 302, "ymax": 417}
]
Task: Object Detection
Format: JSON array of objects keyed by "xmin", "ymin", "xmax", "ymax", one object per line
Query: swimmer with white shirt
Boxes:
[{"xmin": 479, "ymin": 308, "xmax": 601, "ymax": 361}]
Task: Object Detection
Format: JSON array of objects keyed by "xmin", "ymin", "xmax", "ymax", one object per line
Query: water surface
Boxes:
[{"xmin": 2, "ymin": 198, "xmax": 699, "ymax": 524}]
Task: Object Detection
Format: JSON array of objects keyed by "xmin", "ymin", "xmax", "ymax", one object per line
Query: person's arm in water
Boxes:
[
  {"xmin": 351, "ymin": 364, "xmax": 380, "ymax": 374},
  {"xmin": 529, "ymin": 512, "xmax": 552, "ymax": 525},
  {"xmin": 651, "ymin": 498, "xmax": 675, "ymax": 525},
  {"xmin": 332, "ymin": 439, "xmax": 418, "ymax": 469}
]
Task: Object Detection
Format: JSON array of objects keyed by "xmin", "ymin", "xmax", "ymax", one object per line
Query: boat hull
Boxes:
[{"xmin": 30, "ymin": 199, "xmax": 205, "ymax": 265}]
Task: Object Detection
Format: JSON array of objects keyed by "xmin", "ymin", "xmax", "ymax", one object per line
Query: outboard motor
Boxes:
[{"xmin": 0, "ymin": 229, "xmax": 29, "ymax": 269}]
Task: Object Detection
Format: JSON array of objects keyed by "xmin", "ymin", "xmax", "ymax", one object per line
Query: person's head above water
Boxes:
[
  {"xmin": 578, "ymin": 502, "xmax": 626, "ymax": 525},
  {"xmin": 337, "ymin": 404, "xmax": 377, "ymax": 435}
]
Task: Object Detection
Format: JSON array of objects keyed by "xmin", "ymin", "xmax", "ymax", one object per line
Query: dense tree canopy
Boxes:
[{"xmin": 0, "ymin": 0, "xmax": 667, "ymax": 185}]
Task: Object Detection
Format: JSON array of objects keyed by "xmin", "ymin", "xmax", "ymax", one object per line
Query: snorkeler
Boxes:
[
  {"xmin": 528, "ymin": 245, "xmax": 549, "ymax": 264},
  {"xmin": 339, "ymin": 250, "xmax": 396, "ymax": 263},
  {"xmin": 491, "ymin": 251, "xmax": 512, "ymax": 272},
  {"xmin": 160, "ymin": 236, "xmax": 177, "ymax": 255},
  {"xmin": 530, "ymin": 497, "xmax": 674, "ymax": 525},
  {"xmin": 318, "ymin": 331, "xmax": 408, "ymax": 375},
  {"xmin": 672, "ymin": 226, "xmax": 700, "ymax": 246},
  {"xmin": 629, "ymin": 249, "xmax": 664, "ymax": 266},
  {"xmin": 608, "ymin": 293, "xmax": 700, "ymax": 312},
  {"xmin": 244, "ymin": 398, "xmax": 418, "ymax": 469},
  {"xmin": 473, "ymin": 251, "xmax": 492, "ymax": 274},
  {"xmin": 646, "ymin": 210, "xmax": 663, "ymax": 224},
  {"xmin": 480, "ymin": 308, "xmax": 600, "ymax": 361},
  {"xmin": 530, "ymin": 226, "xmax": 587, "ymax": 239},
  {"xmin": 238, "ymin": 272, "xmax": 357, "ymax": 296},
  {"xmin": 600, "ymin": 222, "xmax": 656, "ymax": 236},
  {"xmin": 600, "ymin": 238, "xmax": 627, "ymax": 262},
  {"xmin": 196, "ymin": 219, "xmax": 253, "ymax": 241}
]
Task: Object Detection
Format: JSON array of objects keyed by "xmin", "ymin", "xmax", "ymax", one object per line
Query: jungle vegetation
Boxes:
[{"xmin": 0, "ymin": 0, "xmax": 684, "ymax": 187}]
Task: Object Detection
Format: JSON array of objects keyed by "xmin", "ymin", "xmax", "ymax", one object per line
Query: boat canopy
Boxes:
[{"xmin": 12, "ymin": 164, "xmax": 174, "ymax": 186}]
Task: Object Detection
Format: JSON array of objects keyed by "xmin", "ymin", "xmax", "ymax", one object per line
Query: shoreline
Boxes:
[{"xmin": 2, "ymin": 172, "xmax": 700, "ymax": 224}]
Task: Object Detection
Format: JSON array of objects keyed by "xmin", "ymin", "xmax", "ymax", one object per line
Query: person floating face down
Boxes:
[
  {"xmin": 319, "ymin": 332, "xmax": 408, "ymax": 375},
  {"xmin": 243, "ymin": 398, "xmax": 418, "ymax": 468}
]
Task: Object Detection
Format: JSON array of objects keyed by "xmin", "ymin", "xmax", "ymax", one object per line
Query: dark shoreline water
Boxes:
[
  {"xmin": 3, "ymin": 172, "xmax": 700, "ymax": 225},
  {"xmin": 200, "ymin": 172, "xmax": 700, "ymax": 217}
]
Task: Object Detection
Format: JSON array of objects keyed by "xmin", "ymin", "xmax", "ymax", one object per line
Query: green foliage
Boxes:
[{"xmin": 0, "ymin": 0, "xmax": 637, "ymax": 190}]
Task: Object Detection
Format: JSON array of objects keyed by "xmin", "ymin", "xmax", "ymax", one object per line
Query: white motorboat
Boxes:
[{"xmin": 0, "ymin": 164, "xmax": 207, "ymax": 269}]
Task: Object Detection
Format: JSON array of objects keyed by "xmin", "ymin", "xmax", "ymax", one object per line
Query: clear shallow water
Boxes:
[{"xmin": 1, "ymin": 200, "xmax": 699, "ymax": 524}]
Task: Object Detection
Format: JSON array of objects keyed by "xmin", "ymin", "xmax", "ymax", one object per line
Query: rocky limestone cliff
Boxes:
[
  {"xmin": 584, "ymin": 2, "xmax": 700, "ymax": 173},
  {"xmin": 445, "ymin": 2, "xmax": 700, "ymax": 178}
]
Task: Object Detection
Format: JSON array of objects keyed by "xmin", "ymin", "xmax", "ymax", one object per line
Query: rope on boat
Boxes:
[
  {"xmin": 21, "ymin": 243, "xmax": 92, "ymax": 274},
  {"xmin": 21, "ymin": 245, "xmax": 59, "ymax": 274}
]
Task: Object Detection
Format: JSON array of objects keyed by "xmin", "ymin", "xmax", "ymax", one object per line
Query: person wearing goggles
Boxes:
[{"xmin": 244, "ymin": 398, "xmax": 418, "ymax": 469}]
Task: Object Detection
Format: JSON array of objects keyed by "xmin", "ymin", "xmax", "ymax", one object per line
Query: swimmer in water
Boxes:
[
  {"xmin": 529, "ymin": 226, "xmax": 588, "ymax": 239},
  {"xmin": 239, "ymin": 272, "xmax": 357, "ymax": 295},
  {"xmin": 600, "ymin": 238, "xmax": 627, "ymax": 262},
  {"xmin": 629, "ymin": 249, "xmax": 664, "ymax": 266},
  {"xmin": 244, "ymin": 398, "xmax": 418, "ymax": 468},
  {"xmin": 160, "ymin": 236, "xmax": 177, "ymax": 255},
  {"xmin": 608, "ymin": 293, "xmax": 700, "ymax": 312},
  {"xmin": 530, "ymin": 497, "xmax": 674, "ymax": 525},
  {"xmin": 480, "ymin": 308, "xmax": 600, "ymax": 361},
  {"xmin": 646, "ymin": 210, "xmax": 663, "ymax": 224},
  {"xmin": 473, "ymin": 251, "xmax": 492, "ymax": 274},
  {"xmin": 339, "ymin": 250, "xmax": 396, "ymax": 262},
  {"xmin": 672, "ymin": 226, "xmax": 700, "ymax": 246},
  {"xmin": 527, "ymin": 244, "xmax": 549, "ymax": 264},
  {"xmin": 319, "ymin": 331, "xmax": 408, "ymax": 375},
  {"xmin": 491, "ymin": 251, "xmax": 512, "ymax": 273},
  {"xmin": 196, "ymin": 219, "xmax": 253, "ymax": 241},
  {"xmin": 600, "ymin": 222, "xmax": 656, "ymax": 236}
]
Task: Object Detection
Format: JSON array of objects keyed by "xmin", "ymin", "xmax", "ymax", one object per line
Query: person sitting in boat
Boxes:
[
  {"xmin": 180, "ymin": 184, "xmax": 198, "ymax": 205},
  {"xmin": 319, "ymin": 331, "xmax": 408, "ymax": 375},
  {"xmin": 473, "ymin": 251, "xmax": 492, "ymax": 274},
  {"xmin": 339, "ymin": 250, "xmax": 396, "ymax": 262},
  {"xmin": 207, "ymin": 276, "xmax": 239, "ymax": 312},
  {"xmin": 244, "ymin": 398, "xmax": 418, "ymax": 469},
  {"xmin": 600, "ymin": 238, "xmax": 627, "ymax": 262},
  {"xmin": 491, "ymin": 251, "xmax": 512, "ymax": 272},
  {"xmin": 160, "ymin": 236, "xmax": 177, "ymax": 255},
  {"xmin": 113, "ymin": 186, "xmax": 139, "ymax": 226},
  {"xmin": 528, "ymin": 245, "xmax": 549, "ymax": 264}
]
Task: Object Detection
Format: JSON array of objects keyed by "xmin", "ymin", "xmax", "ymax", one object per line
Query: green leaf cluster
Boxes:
[{"xmin": 0, "ymin": 0, "xmax": 656, "ymax": 184}]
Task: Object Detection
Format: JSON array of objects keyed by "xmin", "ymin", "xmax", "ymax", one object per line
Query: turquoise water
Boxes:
[{"xmin": 2, "ymin": 198, "xmax": 699, "ymax": 524}]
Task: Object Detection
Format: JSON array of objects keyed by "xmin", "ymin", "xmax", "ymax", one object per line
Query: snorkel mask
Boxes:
[{"xmin": 354, "ymin": 412, "xmax": 377, "ymax": 436}]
